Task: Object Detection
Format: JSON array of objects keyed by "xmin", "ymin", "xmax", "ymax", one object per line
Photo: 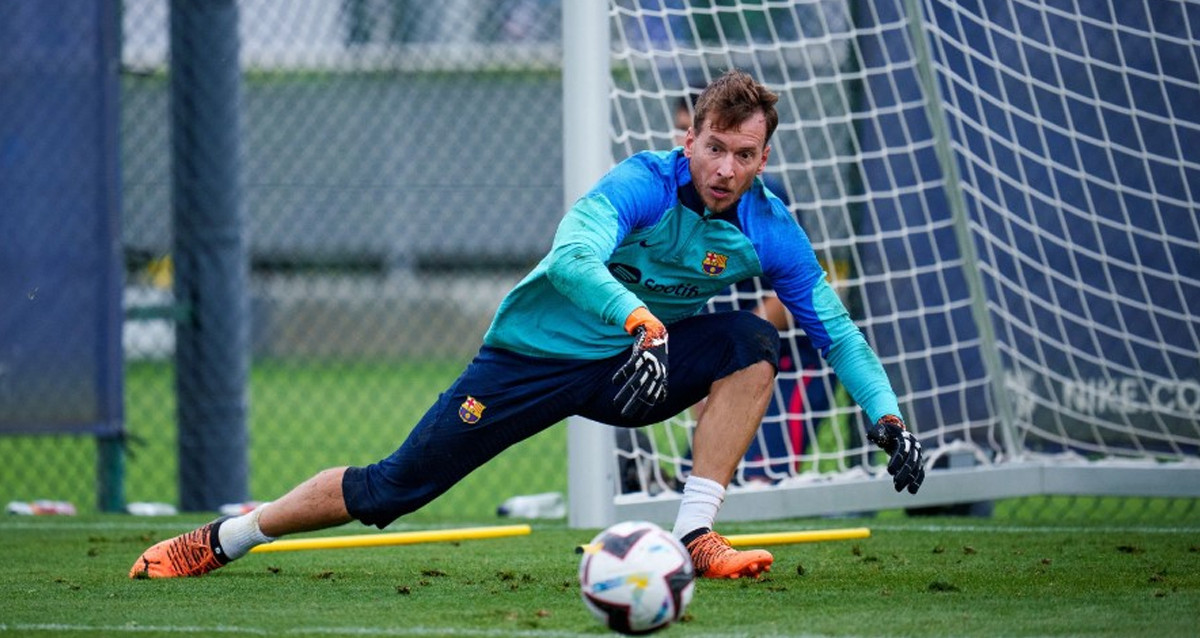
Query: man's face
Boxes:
[{"xmin": 684, "ymin": 111, "xmax": 770, "ymax": 214}]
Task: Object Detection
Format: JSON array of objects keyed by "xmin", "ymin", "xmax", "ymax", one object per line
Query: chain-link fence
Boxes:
[{"xmin": 4, "ymin": 0, "xmax": 569, "ymax": 522}]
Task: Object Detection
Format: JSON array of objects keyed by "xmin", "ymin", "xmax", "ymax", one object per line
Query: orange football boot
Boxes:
[
  {"xmin": 129, "ymin": 518, "xmax": 231, "ymax": 579},
  {"xmin": 685, "ymin": 530, "xmax": 773, "ymax": 579}
]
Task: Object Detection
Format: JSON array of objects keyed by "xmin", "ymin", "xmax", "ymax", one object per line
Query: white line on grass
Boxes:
[
  {"xmin": 738, "ymin": 520, "xmax": 1200, "ymax": 535},
  {"xmin": 4, "ymin": 518, "xmax": 1198, "ymax": 557},
  {"xmin": 0, "ymin": 520, "xmax": 201, "ymax": 532},
  {"xmin": 4, "ymin": 518, "xmax": 1197, "ymax": 535},
  {"xmin": 0, "ymin": 625, "xmax": 836, "ymax": 638},
  {"xmin": 293, "ymin": 628, "xmax": 835, "ymax": 638},
  {"xmin": 0, "ymin": 625, "xmax": 266, "ymax": 635},
  {"xmin": 862, "ymin": 523, "xmax": 1200, "ymax": 535}
]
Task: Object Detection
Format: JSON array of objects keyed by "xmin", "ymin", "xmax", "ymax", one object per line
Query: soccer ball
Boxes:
[{"xmin": 578, "ymin": 520, "xmax": 695, "ymax": 635}]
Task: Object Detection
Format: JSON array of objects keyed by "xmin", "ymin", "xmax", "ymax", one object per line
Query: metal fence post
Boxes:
[{"xmin": 170, "ymin": 0, "xmax": 249, "ymax": 511}]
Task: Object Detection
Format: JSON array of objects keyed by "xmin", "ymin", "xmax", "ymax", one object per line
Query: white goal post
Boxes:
[{"xmin": 565, "ymin": 0, "xmax": 1200, "ymax": 529}]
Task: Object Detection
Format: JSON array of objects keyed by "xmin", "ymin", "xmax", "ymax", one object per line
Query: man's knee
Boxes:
[{"xmin": 342, "ymin": 461, "xmax": 441, "ymax": 529}]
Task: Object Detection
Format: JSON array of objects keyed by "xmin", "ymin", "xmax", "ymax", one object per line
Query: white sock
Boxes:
[
  {"xmin": 217, "ymin": 502, "xmax": 276, "ymax": 560},
  {"xmin": 672, "ymin": 476, "xmax": 725, "ymax": 539}
]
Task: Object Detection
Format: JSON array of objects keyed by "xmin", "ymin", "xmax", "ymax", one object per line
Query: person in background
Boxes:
[{"xmin": 129, "ymin": 69, "xmax": 924, "ymax": 583}]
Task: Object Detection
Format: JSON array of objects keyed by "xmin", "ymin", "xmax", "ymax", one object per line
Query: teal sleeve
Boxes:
[
  {"xmin": 811, "ymin": 281, "xmax": 903, "ymax": 424},
  {"xmin": 544, "ymin": 193, "xmax": 646, "ymax": 328},
  {"xmin": 752, "ymin": 201, "xmax": 902, "ymax": 424}
]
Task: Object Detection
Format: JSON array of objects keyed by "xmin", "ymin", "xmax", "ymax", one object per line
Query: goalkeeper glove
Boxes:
[
  {"xmin": 867, "ymin": 415, "xmax": 925, "ymax": 494},
  {"xmin": 613, "ymin": 308, "xmax": 668, "ymax": 419}
]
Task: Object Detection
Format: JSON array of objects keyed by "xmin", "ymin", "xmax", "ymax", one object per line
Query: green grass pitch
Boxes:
[
  {"xmin": 5, "ymin": 363, "xmax": 1200, "ymax": 635},
  {"xmin": 2, "ymin": 515, "xmax": 1198, "ymax": 637}
]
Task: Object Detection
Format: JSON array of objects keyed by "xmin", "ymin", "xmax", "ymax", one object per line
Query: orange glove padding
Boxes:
[{"xmin": 624, "ymin": 307, "xmax": 666, "ymax": 342}]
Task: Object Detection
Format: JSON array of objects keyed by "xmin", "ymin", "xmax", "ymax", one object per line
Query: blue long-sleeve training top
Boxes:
[{"xmin": 483, "ymin": 149, "xmax": 900, "ymax": 423}]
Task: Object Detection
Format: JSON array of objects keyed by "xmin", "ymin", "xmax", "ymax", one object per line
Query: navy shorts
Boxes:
[{"xmin": 343, "ymin": 310, "xmax": 780, "ymax": 528}]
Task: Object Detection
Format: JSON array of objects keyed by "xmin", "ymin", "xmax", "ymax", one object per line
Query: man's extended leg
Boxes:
[
  {"xmin": 130, "ymin": 346, "xmax": 582, "ymax": 579},
  {"xmin": 128, "ymin": 467, "xmax": 352, "ymax": 579},
  {"xmin": 677, "ymin": 359, "xmax": 777, "ymax": 579}
]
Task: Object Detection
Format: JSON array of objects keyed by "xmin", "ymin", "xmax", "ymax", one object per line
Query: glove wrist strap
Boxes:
[
  {"xmin": 624, "ymin": 306, "xmax": 661, "ymax": 336},
  {"xmin": 878, "ymin": 414, "xmax": 905, "ymax": 430}
]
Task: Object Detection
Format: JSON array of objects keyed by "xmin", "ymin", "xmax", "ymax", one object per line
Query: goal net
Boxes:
[{"xmin": 569, "ymin": 0, "xmax": 1200, "ymax": 524}]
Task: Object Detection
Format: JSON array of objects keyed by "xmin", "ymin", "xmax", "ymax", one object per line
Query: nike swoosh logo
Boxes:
[{"xmin": 639, "ymin": 240, "xmax": 658, "ymax": 248}]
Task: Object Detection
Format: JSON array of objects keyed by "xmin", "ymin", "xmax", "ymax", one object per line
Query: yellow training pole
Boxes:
[
  {"xmin": 725, "ymin": 527, "xmax": 870, "ymax": 546},
  {"xmin": 575, "ymin": 527, "xmax": 869, "ymax": 554},
  {"xmin": 250, "ymin": 524, "xmax": 532, "ymax": 554}
]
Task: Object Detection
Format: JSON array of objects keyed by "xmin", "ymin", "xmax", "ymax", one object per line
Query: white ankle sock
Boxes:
[
  {"xmin": 672, "ymin": 476, "xmax": 725, "ymax": 539},
  {"xmin": 217, "ymin": 503, "xmax": 276, "ymax": 560}
]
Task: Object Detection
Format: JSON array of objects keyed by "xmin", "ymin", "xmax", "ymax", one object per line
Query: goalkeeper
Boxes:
[{"xmin": 130, "ymin": 69, "xmax": 924, "ymax": 581}]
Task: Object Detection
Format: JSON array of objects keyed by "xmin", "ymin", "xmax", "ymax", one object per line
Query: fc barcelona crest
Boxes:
[
  {"xmin": 702, "ymin": 251, "xmax": 728, "ymax": 276},
  {"xmin": 459, "ymin": 396, "xmax": 486, "ymax": 424}
]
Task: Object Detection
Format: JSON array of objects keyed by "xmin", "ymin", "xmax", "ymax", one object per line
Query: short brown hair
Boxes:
[{"xmin": 692, "ymin": 69, "xmax": 779, "ymax": 146}]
